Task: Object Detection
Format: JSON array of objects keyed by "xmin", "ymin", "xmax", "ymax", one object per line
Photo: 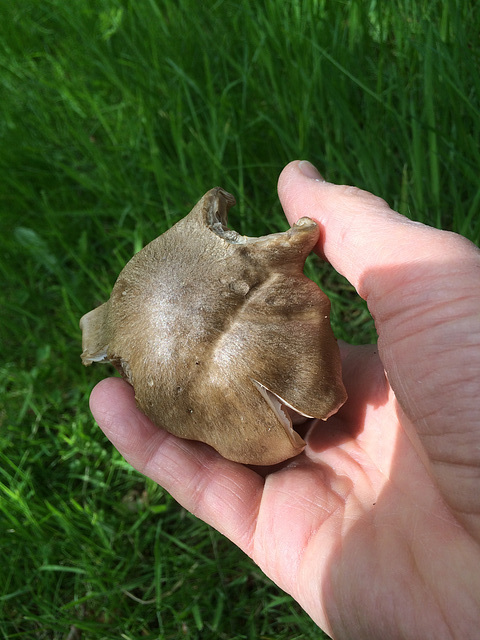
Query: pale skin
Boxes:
[{"xmin": 90, "ymin": 160, "xmax": 480, "ymax": 639}]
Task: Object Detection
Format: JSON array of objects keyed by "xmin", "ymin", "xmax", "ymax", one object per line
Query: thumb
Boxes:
[
  {"xmin": 278, "ymin": 162, "xmax": 479, "ymax": 362},
  {"xmin": 278, "ymin": 160, "xmax": 471, "ymax": 297},
  {"xmin": 278, "ymin": 160, "xmax": 480, "ymax": 534}
]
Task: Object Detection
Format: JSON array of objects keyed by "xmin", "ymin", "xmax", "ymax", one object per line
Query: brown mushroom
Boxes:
[{"xmin": 80, "ymin": 187, "xmax": 347, "ymax": 465}]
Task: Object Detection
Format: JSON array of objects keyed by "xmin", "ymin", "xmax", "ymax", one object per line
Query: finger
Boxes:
[
  {"xmin": 278, "ymin": 160, "xmax": 480, "ymax": 391},
  {"xmin": 278, "ymin": 160, "xmax": 477, "ymax": 298},
  {"xmin": 89, "ymin": 377, "xmax": 263, "ymax": 556}
]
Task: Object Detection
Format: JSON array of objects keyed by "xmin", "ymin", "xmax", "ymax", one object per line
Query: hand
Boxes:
[{"xmin": 90, "ymin": 161, "xmax": 480, "ymax": 639}]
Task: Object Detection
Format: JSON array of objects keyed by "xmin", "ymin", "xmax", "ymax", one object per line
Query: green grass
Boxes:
[{"xmin": 1, "ymin": 0, "xmax": 479, "ymax": 638}]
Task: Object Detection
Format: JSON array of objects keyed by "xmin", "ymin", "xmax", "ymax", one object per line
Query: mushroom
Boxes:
[{"xmin": 80, "ymin": 188, "xmax": 347, "ymax": 465}]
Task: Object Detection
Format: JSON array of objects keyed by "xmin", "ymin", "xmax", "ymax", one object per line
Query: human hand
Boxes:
[{"xmin": 90, "ymin": 160, "xmax": 480, "ymax": 639}]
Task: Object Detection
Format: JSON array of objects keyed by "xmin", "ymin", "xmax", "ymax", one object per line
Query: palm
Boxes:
[{"xmin": 247, "ymin": 344, "xmax": 474, "ymax": 638}]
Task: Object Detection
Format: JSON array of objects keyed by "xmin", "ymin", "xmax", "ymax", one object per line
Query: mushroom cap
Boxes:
[{"xmin": 80, "ymin": 188, "xmax": 347, "ymax": 465}]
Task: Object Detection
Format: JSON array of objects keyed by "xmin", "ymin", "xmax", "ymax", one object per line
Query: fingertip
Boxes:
[
  {"xmin": 89, "ymin": 376, "xmax": 165, "ymax": 462},
  {"xmin": 277, "ymin": 161, "xmax": 324, "ymax": 216},
  {"xmin": 89, "ymin": 376, "xmax": 134, "ymax": 421},
  {"xmin": 279, "ymin": 159, "xmax": 324, "ymax": 180}
]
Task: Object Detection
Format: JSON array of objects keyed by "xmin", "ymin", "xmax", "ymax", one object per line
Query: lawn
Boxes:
[{"xmin": 1, "ymin": 1, "xmax": 479, "ymax": 638}]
